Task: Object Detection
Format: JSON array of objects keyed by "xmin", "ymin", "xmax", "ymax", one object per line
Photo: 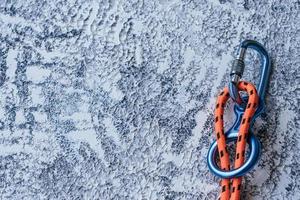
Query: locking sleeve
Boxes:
[
  {"xmin": 230, "ymin": 59, "xmax": 245, "ymax": 84},
  {"xmin": 230, "ymin": 47, "xmax": 246, "ymax": 84}
]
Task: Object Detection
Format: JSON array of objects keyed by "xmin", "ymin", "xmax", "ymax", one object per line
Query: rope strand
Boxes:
[{"xmin": 215, "ymin": 81, "xmax": 259, "ymax": 200}]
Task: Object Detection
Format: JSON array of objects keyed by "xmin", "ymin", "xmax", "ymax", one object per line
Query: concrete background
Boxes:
[{"xmin": 0, "ymin": 0, "xmax": 299, "ymax": 199}]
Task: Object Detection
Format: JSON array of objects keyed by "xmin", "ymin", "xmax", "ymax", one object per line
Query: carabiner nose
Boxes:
[{"xmin": 229, "ymin": 40, "xmax": 271, "ymax": 115}]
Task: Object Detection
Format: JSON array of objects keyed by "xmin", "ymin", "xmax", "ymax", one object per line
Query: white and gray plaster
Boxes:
[{"xmin": 0, "ymin": 0, "xmax": 299, "ymax": 199}]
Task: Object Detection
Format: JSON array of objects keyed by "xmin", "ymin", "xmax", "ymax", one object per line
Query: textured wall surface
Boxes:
[{"xmin": 0, "ymin": 0, "xmax": 299, "ymax": 199}]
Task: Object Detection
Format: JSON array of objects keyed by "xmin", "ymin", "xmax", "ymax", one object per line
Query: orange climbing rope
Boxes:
[{"xmin": 214, "ymin": 81, "xmax": 259, "ymax": 200}]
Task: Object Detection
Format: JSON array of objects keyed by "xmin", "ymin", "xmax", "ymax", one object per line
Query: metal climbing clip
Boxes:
[
  {"xmin": 229, "ymin": 40, "xmax": 271, "ymax": 119},
  {"xmin": 207, "ymin": 40, "xmax": 271, "ymax": 178}
]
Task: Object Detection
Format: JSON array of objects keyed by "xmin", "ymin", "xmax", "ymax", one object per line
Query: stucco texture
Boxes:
[{"xmin": 0, "ymin": 0, "xmax": 299, "ymax": 199}]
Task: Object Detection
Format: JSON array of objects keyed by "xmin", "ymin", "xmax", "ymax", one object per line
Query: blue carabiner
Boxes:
[
  {"xmin": 229, "ymin": 40, "xmax": 271, "ymax": 118},
  {"xmin": 207, "ymin": 40, "xmax": 271, "ymax": 179}
]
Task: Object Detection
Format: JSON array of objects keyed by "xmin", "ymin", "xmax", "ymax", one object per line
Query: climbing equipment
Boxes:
[
  {"xmin": 207, "ymin": 40, "xmax": 271, "ymax": 199},
  {"xmin": 207, "ymin": 40, "xmax": 271, "ymax": 200}
]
